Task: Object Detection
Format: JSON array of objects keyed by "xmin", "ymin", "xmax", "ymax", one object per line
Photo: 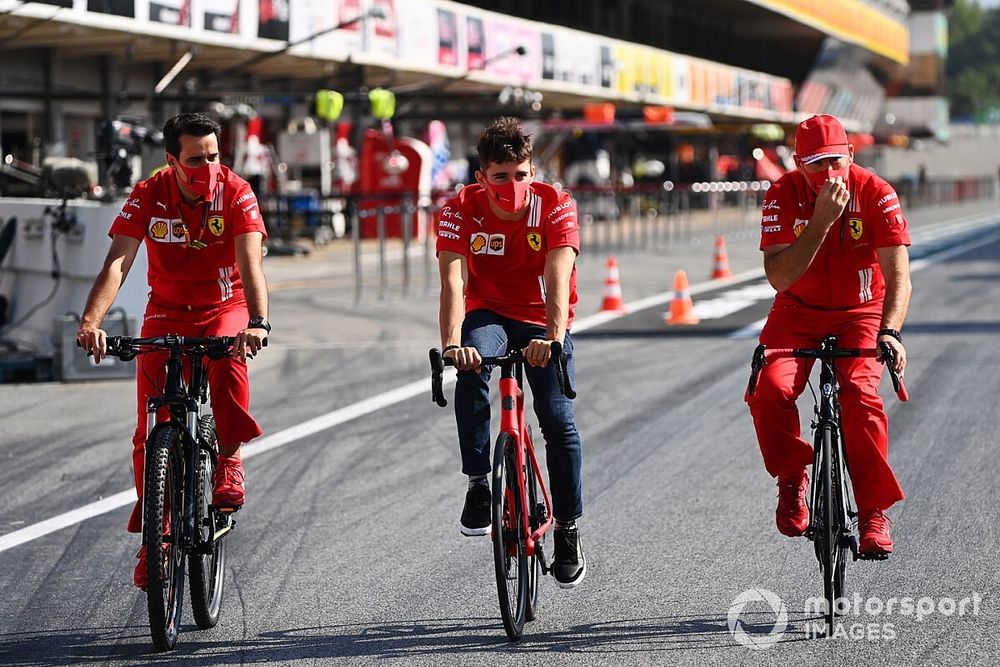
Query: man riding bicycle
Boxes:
[
  {"xmin": 746, "ymin": 114, "xmax": 911, "ymax": 556},
  {"xmin": 76, "ymin": 113, "xmax": 269, "ymax": 588},
  {"xmin": 436, "ymin": 117, "xmax": 586, "ymax": 588}
]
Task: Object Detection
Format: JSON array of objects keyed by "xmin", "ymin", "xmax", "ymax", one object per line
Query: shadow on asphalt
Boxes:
[
  {"xmin": 0, "ymin": 626, "xmax": 152, "ymax": 665},
  {"xmin": 904, "ymin": 321, "xmax": 1000, "ymax": 335},
  {"xmin": 0, "ymin": 612, "xmax": 830, "ymax": 663}
]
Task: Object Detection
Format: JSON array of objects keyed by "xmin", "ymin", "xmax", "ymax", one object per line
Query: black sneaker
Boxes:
[
  {"xmin": 552, "ymin": 524, "xmax": 587, "ymax": 588},
  {"xmin": 460, "ymin": 481, "xmax": 491, "ymax": 537}
]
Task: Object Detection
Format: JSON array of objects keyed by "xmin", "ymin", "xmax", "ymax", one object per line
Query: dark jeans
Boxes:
[{"xmin": 454, "ymin": 309, "xmax": 583, "ymax": 522}]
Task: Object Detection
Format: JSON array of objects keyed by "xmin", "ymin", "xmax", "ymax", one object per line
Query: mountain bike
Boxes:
[
  {"xmin": 429, "ymin": 341, "xmax": 576, "ymax": 640},
  {"xmin": 86, "ymin": 335, "xmax": 259, "ymax": 651},
  {"xmin": 748, "ymin": 336, "xmax": 908, "ymax": 634}
]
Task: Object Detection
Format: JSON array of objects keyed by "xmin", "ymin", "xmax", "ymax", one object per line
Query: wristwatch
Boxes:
[
  {"xmin": 248, "ymin": 316, "xmax": 271, "ymax": 333},
  {"xmin": 878, "ymin": 328, "xmax": 902, "ymax": 342}
]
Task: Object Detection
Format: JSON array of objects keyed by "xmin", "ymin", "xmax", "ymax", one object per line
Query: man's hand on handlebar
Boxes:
[
  {"xmin": 877, "ymin": 335, "xmax": 906, "ymax": 376},
  {"xmin": 523, "ymin": 338, "xmax": 558, "ymax": 368},
  {"xmin": 77, "ymin": 324, "xmax": 108, "ymax": 364},
  {"xmin": 234, "ymin": 327, "xmax": 268, "ymax": 362},
  {"xmin": 443, "ymin": 346, "xmax": 483, "ymax": 373}
]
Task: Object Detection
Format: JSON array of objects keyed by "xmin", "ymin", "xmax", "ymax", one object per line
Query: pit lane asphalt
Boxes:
[{"xmin": 0, "ymin": 201, "xmax": 997, "ymax": 665}]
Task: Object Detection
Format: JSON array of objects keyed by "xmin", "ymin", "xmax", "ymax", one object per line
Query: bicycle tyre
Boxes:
[
  {"xmin": 524, "ymin": 427, "xmax": 542, "ymax": 622},
  {"xmin": 189, "ymin": 416, "xmax": 226, "ymax": 630},
  {"xmin": 819, "ymin": 423, "xmax": 837, "ymax": 632},
  {"xmin": 492, "ymin": 433, "xmax": 528, "ymax": 640},
  {"xmin": 831, "ymin": 430, "xmax": 849, "ymax": 610},
  {"xmin": 144, "ymin": 425, "xmax": 187, "ymax": 652}
]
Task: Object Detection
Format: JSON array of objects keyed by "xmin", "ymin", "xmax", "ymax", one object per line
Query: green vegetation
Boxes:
[{"xmin": 947, "ymin": 0, "xmax": 1000, "ymax": 120}]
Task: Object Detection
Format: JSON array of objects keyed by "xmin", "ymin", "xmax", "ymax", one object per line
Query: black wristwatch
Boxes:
[
  {"xmin": 248, "ymin": 316, "xmax": 271, "ymax": 333},
  {"xmin": 878, "ymin": 328, "xmax": 902, "ymax": 343}
]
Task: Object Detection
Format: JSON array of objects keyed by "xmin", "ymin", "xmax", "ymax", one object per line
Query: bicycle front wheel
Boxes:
[
  {"xmin": 189, "ymin": 416, "xmax": 226, "ymax": 629},
  {"xmin": 492, "ymin": 433, "xmax": 528, "ymax": 640},
  {"xmin": 818, "ymin": 423, "xmax": 838, "ymax": 632},
  {"xmin": 524, "ymin": 427, "xmax": 542, "ymax": 622},
  {"xmin": 144, "ymin": 425, "xmax": 187, "ymax": 652}
]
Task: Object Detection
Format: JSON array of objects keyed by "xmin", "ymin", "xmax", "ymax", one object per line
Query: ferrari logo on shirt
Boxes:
[
  {"xmin": 849, "ymin": 217, "xmax": 863, "ymax": 240},
  {"xmin": 527, "ymin": 232, "xmax": 542, "ymax": 252},
  {"xmin": 208, "ymin": 215, "xmax": 225, "ymax": 236}
]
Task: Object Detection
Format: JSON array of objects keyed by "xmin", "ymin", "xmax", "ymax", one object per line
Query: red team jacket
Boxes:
[
  {"xmin": 109, "ymin": 166, "xmax": 267, "ymax": 310},
  {"xmin": 436, "ymin": 182, "xmax": 580, "ymax": 327},
  {"xmin": 760, "ymin": 163, "xmax": 911, "ymax": 310}
]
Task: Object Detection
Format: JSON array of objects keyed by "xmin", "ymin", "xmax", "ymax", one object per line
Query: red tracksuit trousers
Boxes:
[
  {"xmin": 127, "ymin": 297, "xmax": 262, "ymax": 532},
  {"xmin": 745, "ymin": 298, "xmax": 904, "ymax": 512}
]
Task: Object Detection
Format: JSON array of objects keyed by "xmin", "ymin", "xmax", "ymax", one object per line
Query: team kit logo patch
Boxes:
[
  {"xmin": 527, "ymin": 232, "xmax": 542, "ymax": 251},
  {"xmin": 208, "ymin": 215, "xmax": 225, "ymax": 236},
  {"xmin": 793, "ymin": 219, "xmax": 808, "ymax": 237},
  {"xmin": 849, "ymin": 217, "xmax": 863, "ymax": 240},
  {"xmin": 470, "ymin": 232, "xmax": 505, "ymax": 255},
  {"xmin": 148, "ymin": 218, "xmax": 185, "ymax": 244}
]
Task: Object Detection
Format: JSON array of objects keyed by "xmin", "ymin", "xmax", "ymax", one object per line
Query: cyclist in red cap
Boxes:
[
  {"xmin": 436, "ymin": 117, "xmax": 586, "ymax": 588},
  {"xmin": 77, "ymin": 113, "xmax": 269, "ymax": 588},
  {"xmin": 746, "ymin": 114, "xmax": 911, "ymax": 556}
]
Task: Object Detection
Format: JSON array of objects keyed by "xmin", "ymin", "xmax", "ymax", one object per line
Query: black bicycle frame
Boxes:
[
  {"xmin": 144, "ymin": 342, "xmax": 215, "ymax": 553},
  {"xmin": 806, "ymin": 337, "xmax": 855, "ymax": 554}
]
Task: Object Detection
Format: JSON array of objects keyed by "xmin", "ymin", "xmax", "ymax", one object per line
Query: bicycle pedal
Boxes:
[
  {"xmin": 856, "ymin": 551, "xmax": 890, "ymax": 562},
  {"xmin": 212, "ymin": 504, "xmax": 242, "ymax": 514}
]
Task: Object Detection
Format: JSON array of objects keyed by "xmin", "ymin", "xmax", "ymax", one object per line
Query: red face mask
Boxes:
[
  {"xmin": 486, "ymin": 180, "xmax": 531, "ymax": 213},
  {"xmin": 174, "ymin": 162, "xmax": 222, "ymax": 200},
  {"xmin": 804, "ymin": 165, "xmax": 849, "ymax": 195}
]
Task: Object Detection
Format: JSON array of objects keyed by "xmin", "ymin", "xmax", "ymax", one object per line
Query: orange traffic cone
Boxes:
[
  {"xmin": 711, "ymin": 235, "xmax": 734, "ymax": 279},
  {"xmin": 600, "ymin": 255, "xmax": 626, "ymax": 312},
  {"xmin": 665, "ymin": 269, "xmax": 700, "ymax": 325}
]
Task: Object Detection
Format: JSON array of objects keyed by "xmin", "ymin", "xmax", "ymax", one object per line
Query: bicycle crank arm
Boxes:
[{"xmin": 536, "ymin": 543, "xmax": 551, "ymax": 576}]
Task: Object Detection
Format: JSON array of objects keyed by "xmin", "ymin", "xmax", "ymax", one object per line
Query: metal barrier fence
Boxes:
[{"xmin": 257, "ymin": 176, "xmax": 998, "ymax": 301}]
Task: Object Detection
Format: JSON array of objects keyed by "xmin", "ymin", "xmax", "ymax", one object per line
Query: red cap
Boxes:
[{"xmin": 795, "ymin": 114, "xmax": 850, "ymax": 164}]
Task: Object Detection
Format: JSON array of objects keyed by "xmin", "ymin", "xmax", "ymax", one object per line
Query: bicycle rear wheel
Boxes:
[
  {"xmin": 492, "ymin": 433, "xmax": 528, "ymax": 640},
  {"xmin": 144, "ymin": 425, "xmax": 187, "ymax": 652},
  {"xmin": 189, "ymin": 416, "xmax": 226, "ymax": 629}
]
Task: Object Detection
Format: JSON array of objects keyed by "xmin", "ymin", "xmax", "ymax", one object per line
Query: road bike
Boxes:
[
  {"xmin": 748, "ymin": 336, "xmax": 907, "ymax": 633},
  {"xmin": 88, "ymin": 335, "xmax": 258, "ymax": 651},
  {"xmin": 429, "ymin": 341, "xmax": 575, "ymax": 640}
]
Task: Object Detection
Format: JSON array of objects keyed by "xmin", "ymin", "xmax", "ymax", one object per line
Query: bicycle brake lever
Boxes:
[
  {"xmin": 429, "ymin": 348, "xmax": 448, "ymax": 407},
  {"xmin": 747, "ymin": 344, "xmax": 766, "ymax": 396},
  {"xmin": 549, "ymin": 341, "xmax": 576, "ymax": 400}
]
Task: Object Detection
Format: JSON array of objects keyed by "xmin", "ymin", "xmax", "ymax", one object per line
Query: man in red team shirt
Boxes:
[
  {"xmin": 747, "ymin": 114, "xmax": 911, "ymax": 556},
  {"xmin": 437, "ymin": 117, "xmax": 586, "ymax": 588},
  {"xmin": 77, "ymin": 113, "xmax": 269, "ymax": 588}
]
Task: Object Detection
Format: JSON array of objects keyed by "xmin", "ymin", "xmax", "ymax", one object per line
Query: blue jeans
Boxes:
[{"xmin": 454, "ymin": 309, "xmax": 583, "ymax": 522}]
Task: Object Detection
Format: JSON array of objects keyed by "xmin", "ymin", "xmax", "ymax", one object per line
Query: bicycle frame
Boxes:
[
  {"xmin": 805, "ymin": 340, "xmax": 856, "ymax": 557},
  {"xmin": 496, "ymin": 362, "xmax": 554, "ymax": 559}
]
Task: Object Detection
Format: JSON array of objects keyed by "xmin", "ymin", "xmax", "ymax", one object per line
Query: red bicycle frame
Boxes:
[{"xmin": 497, "ymin": 369, "xmax": 553, "ymax": 557}]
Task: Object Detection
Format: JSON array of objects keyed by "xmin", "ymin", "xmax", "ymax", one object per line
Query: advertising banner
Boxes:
[
  {"xmin": 203, "ymin": 0, "xmax": 240, "ymax": 34},
  {"xmin": 149, "ymin": 0, "xmax": 189, "ymax": 26},
  {"xmin": 87, "ymin": 0, "xmax": 134, "ymax": 17},
  {"xmin": 436, "ymin": 7, "xmax": 458, "ymax": 67},
  {"xmin": 258, "ymin": 0, "xmax": 289, "ymax": 40}
]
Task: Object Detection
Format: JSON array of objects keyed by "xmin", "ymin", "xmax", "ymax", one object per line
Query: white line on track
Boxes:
[{"xmin": 1, "ymin": 220, "xmax": 998, "ymax": 553}]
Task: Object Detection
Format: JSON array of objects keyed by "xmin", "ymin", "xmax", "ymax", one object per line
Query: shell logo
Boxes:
[
  {"xmin": 470, "ymin": 234, "xmax": 487, "ymax": 254},
  {"xmin": 150, "ymin": 220, "xmax": 169, "ymax": 240}
]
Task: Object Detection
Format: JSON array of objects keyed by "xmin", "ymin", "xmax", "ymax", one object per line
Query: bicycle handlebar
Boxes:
[
  {"xmin": 78, "ymin": 335, "xmax": 267, "ymax": 362},
  {"xmin": 429, "ymin": 341, "xmax": 576, "ymax": 408},
  {"xmin": 747, "ymin": 341, "xmax": 908, "ymax": 402}
]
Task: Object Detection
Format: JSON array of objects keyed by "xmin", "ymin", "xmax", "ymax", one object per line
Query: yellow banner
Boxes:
[{"xmin": 751, "ymin": 0, "xmax": 909, "ymax": 64}]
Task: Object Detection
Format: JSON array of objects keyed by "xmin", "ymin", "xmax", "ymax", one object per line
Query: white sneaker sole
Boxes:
[
  {"xmin": 460, "ymin": 523, "xmax": 490, "ymax": 537},
  {"xmin": 554, "ymin": 559, "xmax": 587, "ymax": 589}
]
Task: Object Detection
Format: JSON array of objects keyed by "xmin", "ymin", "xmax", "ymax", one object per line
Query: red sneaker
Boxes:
[
  {"xmin": 776, "ymin": 469, "xmax": 810, "ymax": 536},
  {"xmin": 133, "ymin": 546, "xmax": 147, "ymax": 590},
  {"xmin": 213, "ymin": 455, "xmax": 245, "ymax": 508},
  {"xmin": 859, "ymin": 509, "xmax": 893, "ymax": 555}
]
